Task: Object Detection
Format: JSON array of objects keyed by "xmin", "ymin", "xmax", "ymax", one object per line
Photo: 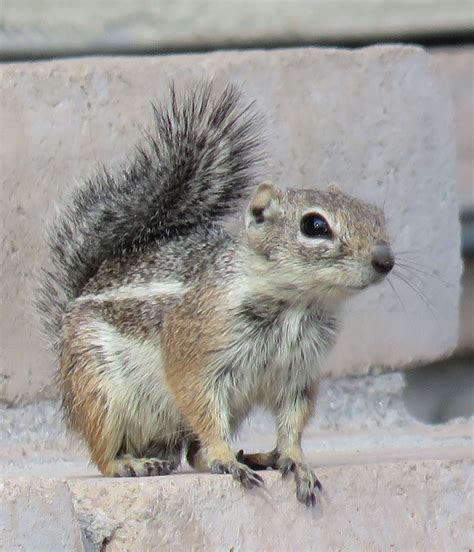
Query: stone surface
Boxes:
[
  {"xmin": 1, "ymin": 1, "xmax": 472, "ymax": 58},
  {"xmin": 0, "ymin": 458, "xmax": 471, "ymax": 552},
  {"xmin": 0, "ymin": 46, "xmax": 461, "ymax": 403},
  {"xmin": 67, "ymin": 459, "xmax": 472, "ymax": 552},
  {"xmin": 0, "ymin": 478, "xmax": 83, "ymax": 551},
  {"xmin": 432, "ymin": 46, "xmax": 474, "ymax": 208}
]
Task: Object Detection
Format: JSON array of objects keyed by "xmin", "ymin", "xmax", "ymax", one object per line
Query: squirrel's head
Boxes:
[{"xmin": 244, "ymin": 182, "xmax": 393, "ymax": 306}]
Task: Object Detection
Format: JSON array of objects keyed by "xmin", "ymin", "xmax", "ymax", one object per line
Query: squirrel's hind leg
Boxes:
[
  {"xmin": 104, "ymin": 438, "xmax": 183, "ymax": 477},
  {"xmin": 103, "ymin": 455, "xmax": 177, "ymax": 477},
  {"xmin": 60, "ymin": 306, "xmax": 183, "ymax": 478}
]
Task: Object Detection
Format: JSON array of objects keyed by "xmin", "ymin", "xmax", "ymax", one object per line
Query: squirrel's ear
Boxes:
[
  {"xmin": 327, "ymin": 183, "xmax": 343, "ymax": 194},
  {"xmin": 247, "ymin": 182, "xmax": 283, "ymax": 225}
]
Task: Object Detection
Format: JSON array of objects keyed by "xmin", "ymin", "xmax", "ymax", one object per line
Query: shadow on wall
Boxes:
[{"xmin": 403, "ymin": 355, "xmax": 474, "ymax": 424}]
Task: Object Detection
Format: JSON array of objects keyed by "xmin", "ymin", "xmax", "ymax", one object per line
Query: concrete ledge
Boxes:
[
  {"xmin": 71, "ymin": 459, "xmax": 473, "ymax": 552},
  {"xmin": 0, "ymin": 46, "xmax": 461, "ymax": 402},
  {"xmin": 1, "ymin": 458, "xmax": 471, "ymax": 551}
]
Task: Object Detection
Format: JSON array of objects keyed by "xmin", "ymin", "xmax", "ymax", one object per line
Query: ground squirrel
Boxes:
[{"xmin": 38, "ymin": 83, "xmax": 394, "ymax": 507}]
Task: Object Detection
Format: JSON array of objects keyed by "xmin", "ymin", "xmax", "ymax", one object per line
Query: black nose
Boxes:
[{"xmin": 371, "ymin": 243, "xmax": 394, "ymax": 274}]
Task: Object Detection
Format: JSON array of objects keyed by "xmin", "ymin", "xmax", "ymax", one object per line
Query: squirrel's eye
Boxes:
[{"xmin": 300, "ymin": 213, "xmax": 332, "ymax": 239}]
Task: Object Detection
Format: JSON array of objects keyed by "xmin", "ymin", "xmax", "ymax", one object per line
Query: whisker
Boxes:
[
  {"xmin": 394, "ymin": 249, "xmax": 426, "ymax": 256},
  {"xmin": 395, "ymin": 267, "xmax": 434, "ymax": 295},
  {"xmin": 395, "ymin": 255, "xmax": 438, "ymax": 268},
  {"xmin": 382, "ymin": 178, "xmax": 392, "ymax": 211},
  {"xmin": 392, "ymin": 270, "xmax": 441, "ymax": 324},
  {"xmin": 396, "ymin": 262, "xmax": 429, "ymax": 277},
  {"xmin": 387, "ymin": 277, "xmax": 407, "ymax": 316},
  {"xmin": 395, "ymin": 262, "xmax": 448, "ymax": 285},
  {"xmin": 394, "ymin": 257, "xmax": 447, "ymax": 280}
]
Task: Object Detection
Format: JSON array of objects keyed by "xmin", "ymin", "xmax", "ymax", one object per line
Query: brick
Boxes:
[{"xmin": 0, "ymin": 46, "xmax": 461, "ymax": 402}]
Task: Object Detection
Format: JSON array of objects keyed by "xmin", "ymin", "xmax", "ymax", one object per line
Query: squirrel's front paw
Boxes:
[
  {"xmin": 278, "ymin": 458, "xmax": 322, "ymax": 507},
  {"xmin": 211, "ymin": 459, "xmax": 264, "ymax": 489}
]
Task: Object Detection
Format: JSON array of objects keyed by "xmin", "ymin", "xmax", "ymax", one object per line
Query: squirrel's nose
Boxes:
[{"xmin": 371, "ymin": 243, "xmax": 394, "ymax": 274}]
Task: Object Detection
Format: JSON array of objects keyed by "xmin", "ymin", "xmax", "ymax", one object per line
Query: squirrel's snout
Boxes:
[{"xmin": 371, "ymin": 243, "xmax": 394, "ymax": 275}]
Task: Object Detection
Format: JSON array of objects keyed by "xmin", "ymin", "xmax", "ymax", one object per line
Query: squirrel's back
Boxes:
[{"xmin": 37, "ymin": 83, "xmax": 263, "ymax": 351}]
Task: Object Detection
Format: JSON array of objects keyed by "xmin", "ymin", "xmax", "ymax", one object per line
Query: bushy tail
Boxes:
[{"xmin": 37, "ymin": 82, "xmax": 263, "ymax": 350}]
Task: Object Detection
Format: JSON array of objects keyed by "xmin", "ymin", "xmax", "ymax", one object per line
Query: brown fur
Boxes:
[
  {"xmin": 100, "ymin": 298, "xmax": 165, "ymax": 340},
  {"xmin": 60, "ymin": 309, "xmax": 111, "ymax": 472},
  {"xmin": 162, "ymin": 285, "xmax": 235, "ymax": 464}
]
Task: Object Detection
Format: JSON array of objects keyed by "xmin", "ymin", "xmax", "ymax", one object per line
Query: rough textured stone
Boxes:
[
  {"xmin": 60, "ymin": 459, "xmax": 474, "ymax": 551},
  {"xmin": 0, "ymin": 46, "xmax": 461, "ymax": 402},
  {"xmin": 0, "ymin": 478, "xmax": 83, "ymax": 551},
  {"xmin": 1, "ymin": 1, "xmax": 472, "ymax": 57},
  {"xmin": 1, "ymin": 457, "xmax": 470, "ymax": 551}
]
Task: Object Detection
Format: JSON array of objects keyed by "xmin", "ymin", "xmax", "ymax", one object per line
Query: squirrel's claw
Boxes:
[
  {"xmin": 277, "ymin": 459, "xmax": 323, "ymax": 508},
  {"xmin": 210, "ymin": 459, "xmax": 264, "ymax": 489},
  {"xmin": 109, "ymin": 457, "xmax": 176, "ymax": 477}
]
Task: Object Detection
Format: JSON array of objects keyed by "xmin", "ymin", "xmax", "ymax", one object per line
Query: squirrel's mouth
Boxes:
[{"xmin": 345, "ymin": 283, "xmax": 370, "ymax": 291}]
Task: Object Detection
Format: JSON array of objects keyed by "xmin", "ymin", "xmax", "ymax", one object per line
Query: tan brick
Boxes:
[{"xmin": 0, "ymin": 46, "xmax": 461, "ymax": 402}]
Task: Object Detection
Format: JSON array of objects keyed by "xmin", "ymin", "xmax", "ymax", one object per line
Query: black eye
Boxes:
[{"xmin": 300, "ymin": 213, "xmax": 332, "ymax": 238}]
